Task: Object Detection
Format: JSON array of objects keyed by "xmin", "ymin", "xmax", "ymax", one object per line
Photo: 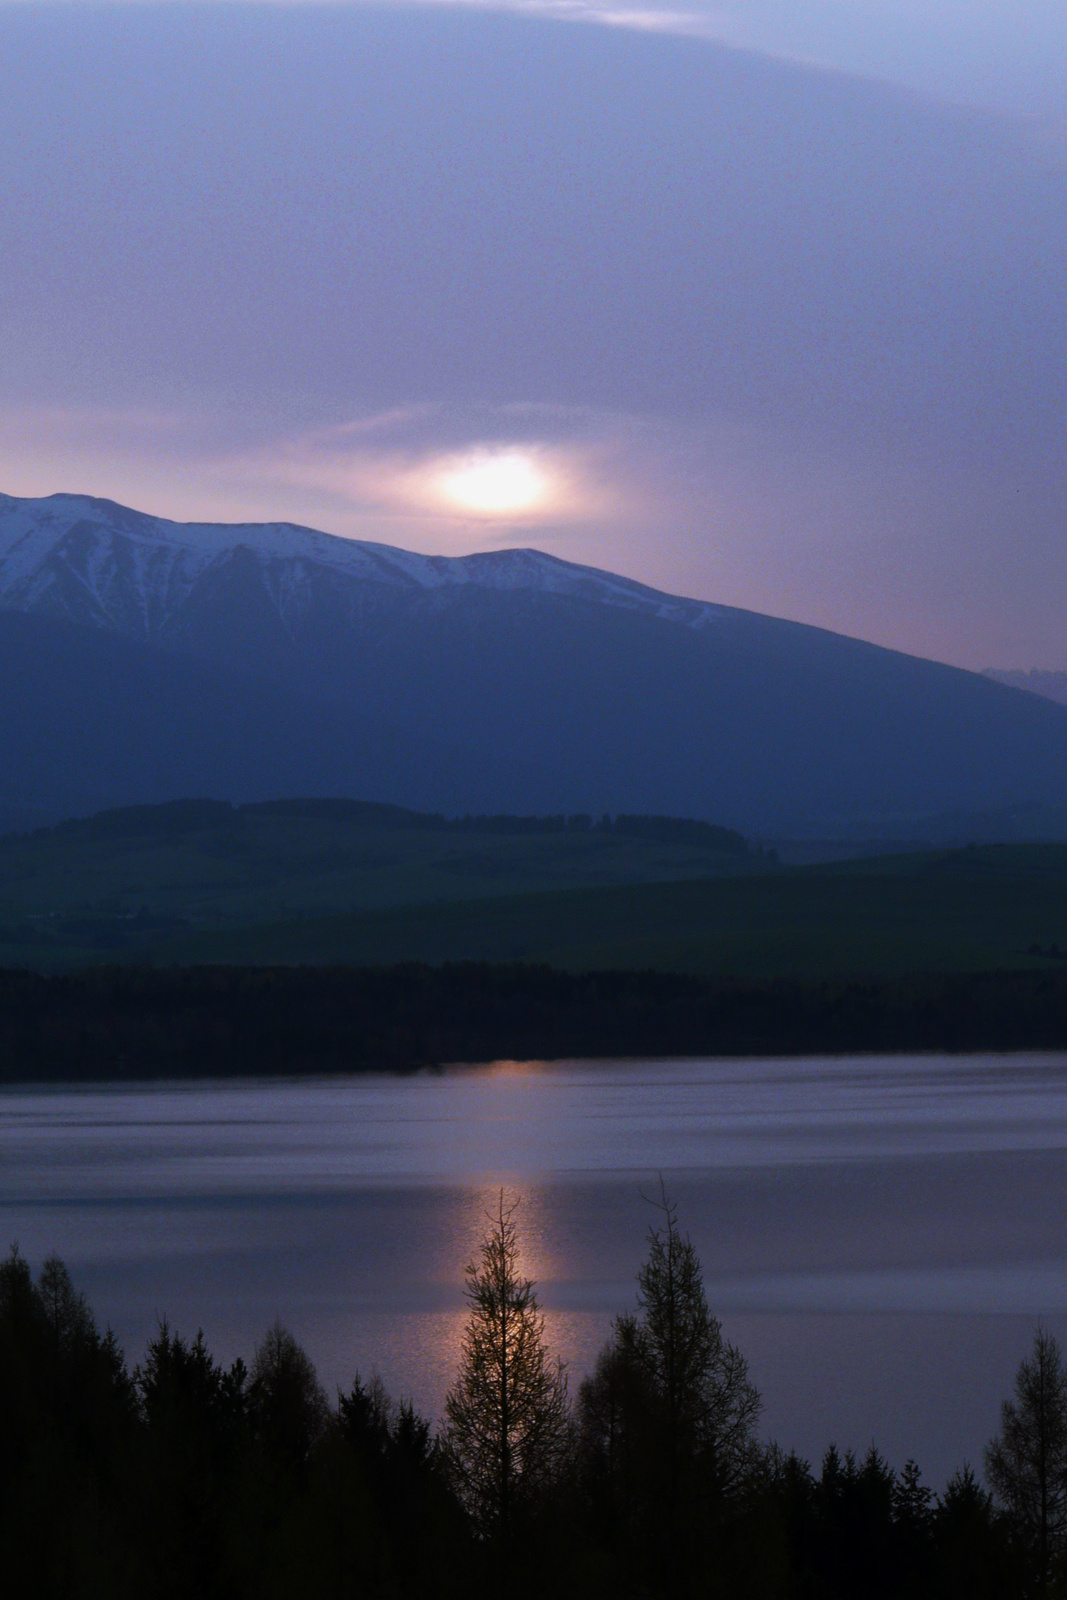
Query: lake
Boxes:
[{"xmin": 4, "ymin": 1052, "xmax": 1067, "ymax": 1487}]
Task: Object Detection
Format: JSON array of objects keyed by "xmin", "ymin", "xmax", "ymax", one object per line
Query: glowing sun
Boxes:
[{"xmin": 435, "ymin": 450, "xmax": 551, "ymax": 517}]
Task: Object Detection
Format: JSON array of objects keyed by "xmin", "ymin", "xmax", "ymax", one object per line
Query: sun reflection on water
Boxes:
[{"xmin": 439, "ymin": 1182, "xmax": 567, "ymax": 1293}]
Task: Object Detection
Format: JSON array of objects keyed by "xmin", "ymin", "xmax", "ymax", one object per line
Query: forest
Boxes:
[
  {"xmin": 2, "ymin": 1193, "xmax": 1059, "ymax": 1599},
  {"xmin": 3, "ymin": 962, "xmax": 1067, "ymax": 1082}
]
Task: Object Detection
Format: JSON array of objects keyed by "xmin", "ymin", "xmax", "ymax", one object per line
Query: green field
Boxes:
[
  {"xmin": 0, "ymin": 799, "xmax": 761, "ymax": 967},
  {"xmin": 149, "ymin": 844, "xmax": 1067, "ymax": 977},
  {"xmin": 1, "ymin": 801, "xmax": 1065, "ymax": 977}
]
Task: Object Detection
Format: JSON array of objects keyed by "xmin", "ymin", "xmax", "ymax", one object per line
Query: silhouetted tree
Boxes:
[
  {"xmin": 579, "ymin": 1186, "xmax": 762, "ymax": 1594},
  {"xmin": 809, "ymin": 1444, "xmax": 899, "ymax": 1599},
  {"xmin": 138, "ymin": 1320, "xmax": 245, "ymax": 1441},
  {"xmin": 582, "ymin": 1187, "xmax": 761, "ymax": 1493},
  {"xmin": 443, "ymin": 1193, "xmax": 572, "ymax": 1539},
  {"xmin": 986, "ymin": 1329, "xmax": 1067, "ymax": 1595},
  {"xmin": 934, "ymin": 1464, "xmax": 1015, "ymax": 1599},
  {"xmin": 335, "ymin": 1372, "xmax": 472, "ymax": 1596},
  {"xmin": 134, "ymin": 1320, "xmax": 247, "ymax": 1597},
  {"xmin": 892, "ymin": 1456, "xmax": 934, "ymax": 1589},
  {"xmin": 338, "ymin": 1371, "xmax": 394, "ymax": 1461},
  {"xmin": 0, "ymin": 1249, "xmax": 139, "ymax": 1597},
  {"xmin": 249, "ymin": 1319, "xmax": 330, "ymax": 1468}
]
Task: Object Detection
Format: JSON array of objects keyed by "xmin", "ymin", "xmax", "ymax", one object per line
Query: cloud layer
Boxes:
[{"xmin": 1, "ymin": 4, "xmax": 1064, "ymax": 667}]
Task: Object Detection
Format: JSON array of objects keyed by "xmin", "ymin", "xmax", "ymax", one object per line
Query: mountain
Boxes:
[
  {"xmin": 0, "ymin": 491, "xmax": 717, "ymax": 636},
  {"xmin": 3, "ymin": 490, "xmax": 1067, "ymax": 834},
  {"xmin": 984, "ymin": 669, "xmax": 1067, "ymax": 707}
]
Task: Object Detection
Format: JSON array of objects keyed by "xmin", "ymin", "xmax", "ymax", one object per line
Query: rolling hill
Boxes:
[
  {"xmin": 144, "ymin": 843, "xmax": 1067, "ymax": 979},
  {"xmin": 0, "ymin": 797, "xmax": 1064, "ymax": 978},
  {"xmin": 0, "ymin": 796, "xmax": 762, "ymax": 949}
]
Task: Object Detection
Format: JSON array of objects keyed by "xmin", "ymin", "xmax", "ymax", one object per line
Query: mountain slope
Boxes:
[
  {"xmin": 0, "ymin": 608, "xmax": 533, "ymax": 833},
  {"xmin": 2, "ymin": 491, "xmax": 1067, "ymax": 832},
  {"xmin": 985, "ymin": 669, "xmax": 1067, "ymax": 706},
  {"xmin": 0, "ymin": 491, "xmax": 718, "ymax": 636}
]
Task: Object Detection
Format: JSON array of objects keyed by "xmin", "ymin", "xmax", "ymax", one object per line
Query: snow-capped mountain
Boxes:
[
  {"xmin": 0, "ymin": 493, "xmax": 726, "ymax": 642},
  {"xmin": 2, "ymin": 490, "xmax": 1067, "ymax": 837}
]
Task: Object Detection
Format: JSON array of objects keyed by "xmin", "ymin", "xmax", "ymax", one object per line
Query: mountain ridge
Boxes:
[
  {"xmin": 985, "ymin": 669, "xmax": 1067, "ymax": 707},
  {"xmin": 2, "ymin": 490, "xmax": 1066, "ymax": 835},
  {"xmin": 0, "ymin": 491, "xmax": 735, "ymax": 641}
]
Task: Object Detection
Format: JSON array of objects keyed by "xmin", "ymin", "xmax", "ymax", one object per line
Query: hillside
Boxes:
[
  {"xmin": 3, "ymin": 493, "xmax": 1067, "ymax": 833},
  {"xmin": 144, "ymin": 844, "xmax": 1067, "ymax": 979},
  {"xmin": 1, "ymin": 800, "xmax": 1065, "ymax": 977},
  {"xmin": 0, "ymin": 798, "xmax": 763, "ymax": 963}
]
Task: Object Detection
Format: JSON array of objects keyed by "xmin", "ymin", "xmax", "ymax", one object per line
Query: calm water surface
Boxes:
[{"xmin": 5, "ymin": 1053, "xmax": 1067, "ymax": 1486}]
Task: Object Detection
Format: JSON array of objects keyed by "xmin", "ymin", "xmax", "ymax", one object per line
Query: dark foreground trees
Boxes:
[
  {"xmin": 0, "ymin": 1229, "xmax": 1058, "ymax": 1599},
  {"xmin": 0, "ymin": 1248, "xmax": 136, "ymax": 1598},
  {"xmin": 985, "ymin": 1328, "xmax": 1067, "ymax": 1597},
  {"xmin": 0, "ymin": 1248, "xmax": 467, "ymax": 1600},
  {"xmin": 579, "ymin": 1186, "xmax": 763, "ymax": 1596}
]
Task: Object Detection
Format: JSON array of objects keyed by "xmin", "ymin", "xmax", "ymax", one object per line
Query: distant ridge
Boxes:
[
  {"xmin": 984, "ymin": 669, "xmax": 1067, "ymax": 706},
  {"xmin": 1, "ymin": 491, "xmax": 1067, "ymax": 834},
  {"xmin": 29, "ymin": 795, "xmax": 751, "ymax": 857}
]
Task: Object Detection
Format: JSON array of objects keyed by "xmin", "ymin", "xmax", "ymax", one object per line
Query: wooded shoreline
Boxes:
[{"xmin": 3, "ymin": 962, "xmax": 1067, "ymax": 1082}]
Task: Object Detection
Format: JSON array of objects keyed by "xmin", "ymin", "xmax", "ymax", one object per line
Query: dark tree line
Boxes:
[
  {"xmin": 3, "ymin": 1205, "xmax": 1064, "ymax": 1599},
  {"xmin": 25, "ymin": 797, "xmax": 752, "ymax": 854},
  {"xmin": 4, "ymin": 963, "xmax": 1067, "ymax": 1082}
]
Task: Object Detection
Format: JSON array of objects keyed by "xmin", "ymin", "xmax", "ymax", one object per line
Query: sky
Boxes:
[{"xmin": 0, "ymin": 1, "xmax": 1065, "ymax": 670}]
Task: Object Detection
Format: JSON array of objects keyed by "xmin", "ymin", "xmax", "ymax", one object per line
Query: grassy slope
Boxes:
[
  {"xmin": 1, "ymin": 806, "xmax": 1064, "ymax": 977},
  {"xmin": 147, "ymin": 843, "xmax": 1067, "ymax": 978},
  {"xmin": 0, "ymin": 813, "xmax": 756, "ymax": 912},
  {"xmin": 0, "ymin": 806, "xmax": 759, "ymax": 968}
]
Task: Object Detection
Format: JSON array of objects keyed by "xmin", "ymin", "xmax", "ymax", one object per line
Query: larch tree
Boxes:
[
  {"xmin": 442, "ymin": 1193, "xmax": 572, "ymax": 1538},
  {"xmin": 985, "ymin": 1327, "xmax": 1067, "ymax": 1594},
  {"xmin": 249, "ymin": 1319, "xmax": 331, "ymax": 1467},
  {"xmin": 630, "ymin": 1187, "xmax": 761, "ymax": 1495}
]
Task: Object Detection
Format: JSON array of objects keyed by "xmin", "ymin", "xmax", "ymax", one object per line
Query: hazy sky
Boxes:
[{"xmin": 1, "ymin": 1, "xmax": 1065, "ymax": 669}]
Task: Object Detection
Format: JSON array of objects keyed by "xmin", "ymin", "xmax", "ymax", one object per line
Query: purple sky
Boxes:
[{"xmin": 1, "ymin": 2, "xmax": 1065, "ymax": 669}]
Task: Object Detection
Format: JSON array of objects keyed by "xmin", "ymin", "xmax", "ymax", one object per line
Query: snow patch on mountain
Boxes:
[{"xmin": 0, "ymin": 491, "xmax": 728, "ymax": 639}]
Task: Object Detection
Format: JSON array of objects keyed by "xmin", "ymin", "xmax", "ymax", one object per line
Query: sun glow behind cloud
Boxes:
[
  {"xmin": 0, "ymin": 396, "xmax": 633, "ymax": 553},
  {"xmin": 431, "ymin": 449, "xmax": 556, "ymax": 518},
  {"xmin": 225, "ymin": 412, "xmax": 619, "ymax": 536}
]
